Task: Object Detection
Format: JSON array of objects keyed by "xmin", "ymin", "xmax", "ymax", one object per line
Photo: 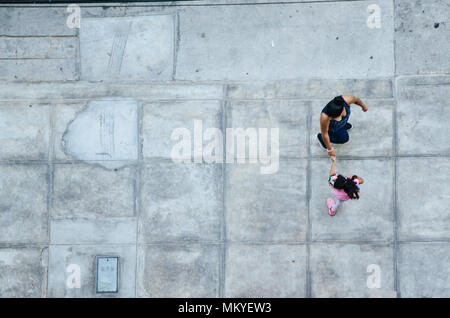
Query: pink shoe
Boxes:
[{"xmin": 327, "ymin": 198, "xmax": 336, "ymax": 216}]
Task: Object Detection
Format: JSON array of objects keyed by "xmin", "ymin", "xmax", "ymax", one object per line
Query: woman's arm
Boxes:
[
  {"xmin": 342, "ymin": 95, "xmax": 368, "ymax": 112},
  {"xmin": 320, "ymin": 113, "xmax": 335, "ymax": 157}
]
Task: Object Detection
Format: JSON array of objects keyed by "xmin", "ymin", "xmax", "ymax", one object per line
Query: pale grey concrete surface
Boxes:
[{"xmin": 0, "ymin": 0, "xmax": 449, "ymax": 298}]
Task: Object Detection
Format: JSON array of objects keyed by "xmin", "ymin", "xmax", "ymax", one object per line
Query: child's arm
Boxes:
[
  {"xmin": 329, "ymin": 156, "xmax": 336, "ymax": 176},
  {"xmin": 348, "ymin": 174, "xmax": 364, "ymax": 184}
]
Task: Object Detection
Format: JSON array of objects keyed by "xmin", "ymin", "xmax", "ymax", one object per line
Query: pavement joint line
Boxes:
[
  {"xmin": 172, "ymin": 12, "xmax": 180, "ymax": 81},
  {"xmin": 219, "ymin": 84, "xmax": 229, "ymax": 298},
  {"xmin": 2, "ymin": 238, "xmax": 450, "ymax": 248},
  {"xmin": 305, "ymin": 100, "xmax": 312, "ymax": 298},
  {"xmin": 0, "ymin": 0, "xmax": 373, "ymax": 9},
  {"xmin": 0, "ymin": 35, "xmax": 77, "ymax": 38},
  {"xmin": 393, "ymin": 58, "xmax": 401, "ymax": 297},
  {"xmin": 45, "ymin": 102, "xmax": 56, "ymax": 298},
  {"xmin": 134, "ymin": 100, "xmax": 144, "ymax": 297},
  {"xmin": 75, "ymin": 25, "xmax": 81, "ymax": 82},
  {"xmin": 4, "ymin": 153, "xmax": 450, "ymax": 165}
]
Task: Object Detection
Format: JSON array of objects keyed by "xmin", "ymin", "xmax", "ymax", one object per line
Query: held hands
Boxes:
[
  {"xmin": 327, "ymin": 149, "xmax": 336, "ymax": 157},
  {"xmin": 330, "ymin": 155, "xmax": 336, "ymax": 162}
]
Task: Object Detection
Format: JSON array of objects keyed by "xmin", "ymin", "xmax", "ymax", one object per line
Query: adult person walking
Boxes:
[{"xmin": 317, "ymin": 95, "xmax": 369, "ymax": 156}]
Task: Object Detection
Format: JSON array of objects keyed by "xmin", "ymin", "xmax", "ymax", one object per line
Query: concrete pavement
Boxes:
[{"xmin": 0, "ymin": 0, "xmax": 449, "ymax": 298}]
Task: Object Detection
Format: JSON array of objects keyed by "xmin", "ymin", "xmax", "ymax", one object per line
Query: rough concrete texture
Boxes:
[
  {"xmin": 310, "ymin": 243, "xmax": 394, "ymax": 297},
  {"xmin": 0, "ymin": 165, "xmax": 48, "ymax": 244},
  {"xmin": 0, "ymin": 0, "xmax": 449, "ymax": 298},
  {"xmin": 0, "ymin": 103, "xmax": 49, "ymax": 160},
  {"xmin": 48, "ymin": 245, "xmax": 136, "ymax": 297},
  {"xmin": 137, "ymin": 244, "xmax": 221, "ymax": 297},
  {"xmin": 80, "ymin": 15, "xmax": 174, "ymax": 81},
  {"xmin": 0, "ymin": 248, "xmax": 48, "ymax": 298},
  {"xmin": 225, "ymin": 244, "xmax": 307, "ymax": 297}
]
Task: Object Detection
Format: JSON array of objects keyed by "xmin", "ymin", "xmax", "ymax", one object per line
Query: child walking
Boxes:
[{"xmin": 327, "ymin": 155, "xmax": 364, "ymax": 216}]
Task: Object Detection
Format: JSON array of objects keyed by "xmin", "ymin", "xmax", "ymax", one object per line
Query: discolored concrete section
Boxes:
[{"xmin": 0, "ymin": 0, "xmax": 449, "ymax": 298}]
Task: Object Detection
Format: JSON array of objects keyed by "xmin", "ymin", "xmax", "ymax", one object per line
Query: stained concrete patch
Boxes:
[
  {"xmin": 80, "ymin": 15, "xmax": 174, "ymax": 81},
  {"xmin": 139, "ymin": 161, "xmax": 222, "ymax": 242},
  {"xmin": 0, "ymin": 165, "xmax": 48, "ymax": 244},
  {"xmin": 48, "ymin": 245, "xmax": 135, "ymax": 297},
  {"xmin": 226, "ymin": 160, "xmax": 307, "ymax": 242},
  {"xmin": 0, "ymin": 103, "xmax": 49, "ymax": 160},
  {"xmin": 61, "ymin": 98, "xmax": 139, "ymax": 169},
  {"xmin": 310, "ymin": 243, "xmax": 394, "ymax": 297},
  {"xmin": 310, "ymin": 159, "xmax": 394, "ymax": 241},
  {"xmin": 397, "ymin": 158, "xmax": 450, "ymax": 240},
  {"xmin": 142, "ymin": 100, "xmax": 223, "ymax": 160},
  {"xmin": 52, "ymin": 164, "xmax": 135, "ymax": 219},
  {"xmin": 397, "ymin": 76, "xmax": 450, "ymax": 155},
  {"xmin": 0, "ymin": 247, "xmax": 47, "ymax": 298},
  {"xmin": 50, "ymin": 218, "xmax": 137, "ymax": 244},
  {"xmin": 399, "ymin": 243, "xmax": 450, "ymax": 297},
  {"xmin": 395, "ymin": 0, "xmax": 450, "ymax": 75},
  {"xmin": 225, "ymin": 244, "xmax": 306, "ymax": 297},
  {"xmin": 137, "ymin": 244, "xmax": 220, "ymax": 297},
  {"xmin": 310, "ymin": 100, "xmax": 394, "ymax": 157},
  {"xmin": 176, "ymin": 0, "xmax": 394, "ymax": 81},
  {"xmin": 227, "ymin": 100, "xmax": 308, "ymax": 159}
]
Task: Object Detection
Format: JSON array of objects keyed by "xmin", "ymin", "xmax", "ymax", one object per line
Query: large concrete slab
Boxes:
[
  {"xmin": 139, "ymin": 161, "xmax": 222, "ymax": 242},
  {"xmin": 60, "ymin": 98, "xmax": 139, "ymax": 169},
  {"xmin": 310, "ymin": 243, "xmax": 394, "ymax": 297},
  {"xmin": 137, "ymin": 244, "xmax": 220, "ymax": 297},
  {"xmin": 80, "ymin": 15, "xmax": 174, "ymax": 81},
  {"xmin": 227, "ymin": 79, "xmax": 394, "ymax": 100},
  {"xmin": 52, "ymin": 164, "xmax": 135, "ymax": 219},
  {"xmin": 50, "ymin": 218, "xmax": 137, "ymax": 244},
  {"xmin": 0, "ymin": 37, "xmax": 77, "ymax": 59},
  {"xmin": 399, "ymin": 243, "xmax": 450, "ymax": 298},
  {"xmin": 0, "ymin": 7, "xmax": 76, "ymax": 36},
  {"xmin": 310, "ymin": 99, "xmax": 394, "ymax": 157},
  {"xmin": 176, "ymin": 0, "xmax": 394, "ymax": 81},
  {"xmin": 310, "ymin": 159, "xmax": 394, "ymax": 241},
  {"xmin": 397, "ymin": 76, "xmax": 450, "ymax": 155},
  {"xmin": 0, "ymin": 164, "xmax": 48, "ymax": 244},
  {"xmin": 397, "ymin": 158, "xmax": 450, "ymax": 240},
  {"xmin": 0, "ymin": 59, "xmax": 78, "ymax": 82},
  {"xmin": 48, "ymin": 245, "xmax": 136, "ymax": 297},
  {"xmin": 226, "ymin": 160, "xmax": 307, "ymax": 242},
  {"xmin": 0, "ymin": 103, "xmax": 49, "ymax": 161},
  {"xmin": 227, "ymin": 100, "xmax": 308, "ymax": 159},
  {"xmin": 395, "ymin": 0, "xmax": 450, "ymax": 75},
  {"xmin": 0, "ymin": 247, "xmax": 47, "ymax": 298},
  {"xmin": 225, "ymin": 244, "xmax": 306, "ymax": 297},
  {"xmin": 142, "ymin": 100, "xmax": 223, "ymax": 160}
]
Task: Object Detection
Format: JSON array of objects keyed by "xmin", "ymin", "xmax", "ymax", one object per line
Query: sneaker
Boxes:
[
  {"xmin": 327, "ymin": 198, "xmax": 337, "ymax": 216},
  {"xmin": 345, "ymin": 123, "xmax": 352, "ymax": 131},
  {"xmin": 317, "ymin": 133, "xmax": 327, "ymax": 150}
]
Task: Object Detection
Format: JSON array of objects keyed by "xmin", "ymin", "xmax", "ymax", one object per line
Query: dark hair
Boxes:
[
  {"xmin": 325, "ymin": 97, "xmax": 345, "ymax": 118},
  {"xmin": 333, "ymin": 175, "xmax": 360, "ymax": 200}
]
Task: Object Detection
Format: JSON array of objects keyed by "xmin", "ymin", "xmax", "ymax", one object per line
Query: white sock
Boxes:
[{"xmin": 332, "ymin": 199, "xmax": 343, "ymax": 212}]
